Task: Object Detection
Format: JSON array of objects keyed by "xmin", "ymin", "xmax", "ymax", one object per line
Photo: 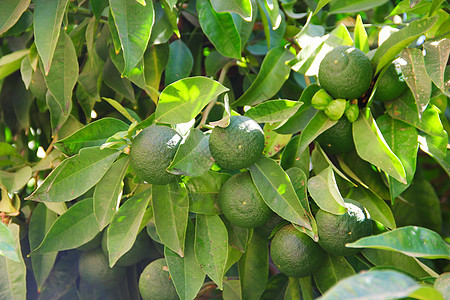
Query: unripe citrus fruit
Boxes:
[
  {"xmin": 316, "ymin": 200, "xmax": 372, "ymax": 256},
  {"xmin": 324, "ymin": 99, "xmax": 347, "ymax": 121},
  {"xmin": 209, "ymin": 115, "xmax": 264, "ymax": 170},
  {"xmin": 270, "ymin": 224, "xmax": 325, "ymax": 277},
  {"xmin": 129, "ymin": 125, "xmax": 182, "ymax": 185},
  {"xmin": 345, "ymin": 103, "xmax": 359, "ymax": 123},
  {"xmin": 312, "ymin": 89, "xmax": 333, "ymax": 110},
  {"xmin": 139, "ymin": 258, "xmax": 178, "ymax": 300},
  {"xmin": 78, "ymin": 248, "xmax": 126, "ymax": 289},
  {"xmin": 315, "ymin": 117, "xmax": 354, "ymax": 154},
  {"xmin": 318, "ymin": 46, "xmax": 373, "ymax": 99},
  {"xmin": 374, "ymin": 62, "xmax": 407, "ymax": 101},
  {"xmin": 218, "ymin": 172, "xmax": 272, "ymax": 228}
]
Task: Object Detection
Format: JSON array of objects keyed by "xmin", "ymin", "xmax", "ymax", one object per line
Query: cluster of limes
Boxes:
[
  {"xmin": 314, "ymin": 46, "xmax": 407, "ymax": 122},
  {"xmin": 108, "ymin": 45, "xmax": 401, "ymax": 296},
  {"xmin": 313, "ymin": 46, "xmax": 407, "ymax": 155}
]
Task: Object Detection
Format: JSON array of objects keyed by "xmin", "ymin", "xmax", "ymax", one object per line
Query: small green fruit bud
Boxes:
[
  {"xmin": 324, "ymin": 99, "xmax": 346, "ymax": 121},
  {"xmin": 345, "ymin": 104, "xmax": 359, "ymax": 122},
  {"xmin": 312, "ymin": 89, "xmax": 333, "ymax": 110}
]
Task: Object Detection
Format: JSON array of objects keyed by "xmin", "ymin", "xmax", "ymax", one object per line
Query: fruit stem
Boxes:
[{"xmin": 198, "ymin": 60, "xmax": 235, "ymax": 128}]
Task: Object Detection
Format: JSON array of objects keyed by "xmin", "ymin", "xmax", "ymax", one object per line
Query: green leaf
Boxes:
[
  {"xmin": 144, "ymin": 43, "xmax": 169, "ymax": 102},
  {"xmin": 313, "ymin": 254, "xmax": 355, "ymax": 293},
  {"xmin": 362, "ymin": 249, "xmax": 430, "ymax": 278},
  {"xmin": 372, "ymin": 16, "xmax": 438, "ymax": 74},
  {"xmin": 37, "ymin": 250, "xmax": 80, "ymax": 299},
  {"xmin": 329, "ymin": 0, "xmax": 389, "ymax": 14},
  {"xmin": 44, "ymin": 31, "xmax": 79, "ymax": 134},
  {"xmin": 239, "ymin": 232, "xmax": 269, "ymax": 300},
  {"xmin": 0, "ymin": 49, "xmax": 29, "ymax": 80},
  {"xmin": 34, "ymin": 0, "xmax": 69, "ymax": 74},
  {"xmin": 276, "ymin": 84, "xmax": 321, "ymax": 134},
  {"xmin": 400, "ymin": 48, "xmax": 432, "ymax": 116},
  {"xmin": 286, "ymin": 168, "xmax": 316, "ymax": 232},
  {"xmin": 262, "ymin": 122, "xmax": 292, "ymax": 157},
  {"xmin": 106, "ymin": 188, "xmax": 152, "ymax": 267},
  {"xmin": 103, "ymin": 57, "xmax": 135, "ymax": 101},
  {"xmin": 0, "ymin": 166, "xmax": 32, "ymax": 193},
  {"xmin": 233, "ymin": 46, "xmax": 295, "ymax": 106},
  {"xmin": 0, "ymin": 224, "xmax": 26, "ymax": 300},
  {"xmin": 93, "ymin": 156, "xmax": 129, "ymax": 230},
  {"xmin": 222, "ymin": 217, "xmax": 251, "ymax": 253},
  {"xmin": 28, "ymin": 203, "xmax": 58, "ymax": 289},
  {"xmin": 319, "ymin": 270, "xmax": 426, "ymax": 300},
  {"xmin": 197, "ymin": 0, "xmax": 241, "ymax": 59},
  {"xmin": 377, "ymin": 114, "xmax": 418, "ymax": 200},
  {"xmin": 434, "ymin": 273, "xmax": 450, "ymax": 299},
  {"xmin": 280, "ymin": 135, "xmax": 310, "ymax": 174},
  {"xmin": 27, "ymin": 147, "xmax": 121, "ymax": 202},
  {"xmin": 185, "ymin": 171, "xmax": 230, "ymax": 215},
  {"xmin": 109, "ymin": 0, "xmax": 154, "ymax": 75},
  {"xmin": 168, "ymin": 129, "xmax": 214, "ymax": 177},
  {"xmin": 313, "ymin": 1, "xmax": 331, "ymax": 15},
  {"xmin": 338, "ymin": 151, "xmax": 391, "ymax": 201},
  {"xmin": 260, "ymin": 0, "xmax": 281, "ymax": 30},
  {"xmin": 308, "ymin": 166, "xmax": 347, "ymax": 214},
  {"xmin": 423, "ymin": 39, "xmax": 450, "ymax": 95},
  {"xmin": 385, "ymin": 90, "xmax": 445, "ymax": 137},
  {"xmin": 210, "ymin": 0, "xmax": 252, "ymax": 21},
  {"xmin": 281, "ymin": 0, "xmax": 308, "ymax": 19},
  {"xmin": 353, "ymin": 109, "xmax": 406, "ymax": 184},
  {"xmin": 232, "ymin": 3, "xmax": 258, "ymax": 49},
  {"xmin": 249, "ymin": 156, "xmax": 312, "ymax": 229},
  {"xmin": 32, "ymin": 198, "xmax": 99, "ymax": 254},
  {"xmin": 103, "ymin": 97, "xmax": 137, "ymax": 123},
  {"xmin": 296, "ymin": 112, "xmax": 337, "ymax": 159},
  {"xmin": 0, "ymin": 0, "xmax": 30, "ymax": 36},
  {"xmin": 348, "ymin": 226, "xmax": 450, "ymax": 259},
  {"xmin": 205, "ymin": 50, "xmax": 232, "ymax": 77},
  {"xmin": 0, "ymin": 222, "xmax": 19, "ymax": 262},
  {"xmin": 149, "ymin": 2, "xmax": 174, "ymax": 45},
  {"xmin": 392, "ymin": 176, "xmax": 442, "ymax": 233},
  {"xmin": 195, "ymin": 214, "xmax": 228, "ymax": 290},
  {"xmin": 409, "ymin": 286, "xmax": 445, "ymax": 300},
  {"xmin": 164, "ymin": 221, "xmax": 205, "ymax": 300},
  {"xmin": 165, "ymin": 39, "xmax": 194, "ymax": 86},
  {"xmin": 354, "ymin": 14, "xmax": 369, "ymax": 53},
  {"xmin": 223, "ymin": 280, "xmax": 241, "ymax": 300},
  {"xmin": 244, "ymin": 100, "xmax": 303, "ymax": 124},
  {"xmin": 346, "ymin": 187, "xmax": 396, "ymax": 229},
  {"xmin": 152, "ymin": 182, "xmax": 189, "ymax": 257},
  {"xmin": 155, "ymin": 76, "xmax": 229, "ymax": 124},
  {"xmin": 54, "ymin": 118, "xmax": 129, "ymax": 156}
]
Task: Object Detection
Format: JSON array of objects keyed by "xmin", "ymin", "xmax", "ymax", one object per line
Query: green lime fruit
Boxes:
[
  {"xmin": 374, "ymin": 62, "xmax": 407, "ymax": 101},
  {"xmin": 324, "ymin": 99, "xmax": 347, "ymax": 121},
  {"xmin": 78, "ymin": 248, "xmax": 126, "ymax": 289},
  {"xmin": 318, "ymin": 46, "xmax": 373, "ymax": 99},
  {"xmin": 218, "ymin": 172, "xmax": 272, "ymax": 228},
  {"xmin": 129, "ymin": 125, "xmax": 182, "ymax": 185},
  {"xmin": 139, "ymin": 258, "xmax": 178, "ymax": 300},
  {"xmin": 102, "ymin": 230, "xmax": 152, "ymax": 267},
  {"xmin": 312, "ymin": 89, "xmax": 333, "ymax": 110},
  {"xmin": 270, "ymin": 224, "xmax": 325, "ymax": 277},
  {"xmin": 209, "ymin": 115, "xmax": 265, "ymax": 170},
  {"xmin": 316, "ymin": 117, "xmax": 354, "ymax": 154},
  {"xmin": 345, "ymin": 104, "xmax": 360, "ymax": 123},
  {"xmin": 316, "ymin": 200, "xmax": 372, "ymax": 256}
]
